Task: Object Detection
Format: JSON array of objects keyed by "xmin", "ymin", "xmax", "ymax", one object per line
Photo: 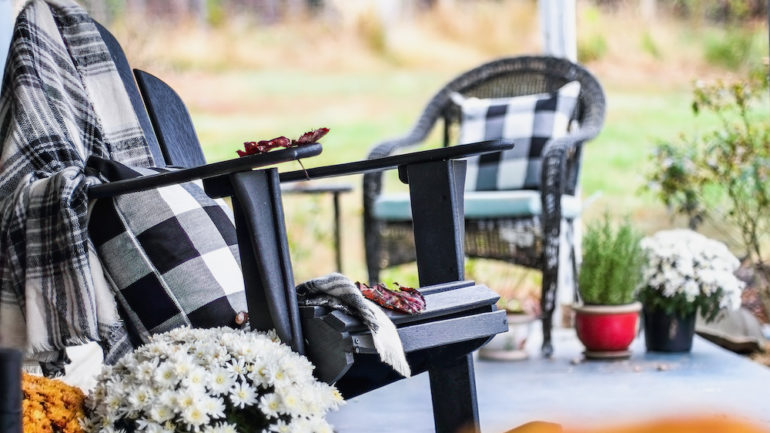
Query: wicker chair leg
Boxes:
[{"xmin": 540, "ymin": 265, "xmax": 557, "ymax": 358}]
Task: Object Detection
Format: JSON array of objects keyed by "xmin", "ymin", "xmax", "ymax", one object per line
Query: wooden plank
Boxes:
[
  {"xmin": 88, "ymin": 143, "xmax": 321, "ymax": 198},
  {"xmin": 351, "ymin": 310, "xmax": 507, "ymax": 353},
  {"xmin": 134, "ymin": 70, "xmax": 207, "ymax": 168},
  {"xmin": 279, "ymin": 139, "xmax": 513, "ymax": 182},
  {"xmin": 302, "ymin": 316, "xmax": 354, "ymax": 384},
  {"xmin": 417, "ymin": 280, "xmax": 477, "ymax": 295},
  {"xmin": 93, "ymin": 21, "xmax": 165, "ymax": 165},
  {"xmin": 321, "ymin": 284, "xmax": 500, "ymax": 333}
]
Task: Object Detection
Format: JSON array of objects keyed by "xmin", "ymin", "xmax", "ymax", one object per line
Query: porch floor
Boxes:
[{"xmin": 327, "ymin": 328, "xmax": 770, "ymax": 433}]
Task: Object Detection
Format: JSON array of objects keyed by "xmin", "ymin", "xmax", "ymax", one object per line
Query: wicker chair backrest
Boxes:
[{"xmin": 417, "ymin": 56, "xmax": 605, "ymax": 147}]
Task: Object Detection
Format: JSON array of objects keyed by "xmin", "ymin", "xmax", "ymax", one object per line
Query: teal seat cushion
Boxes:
[{"xmin": 374, "ymin": 191, "xmax": 580, "ymax": 221}]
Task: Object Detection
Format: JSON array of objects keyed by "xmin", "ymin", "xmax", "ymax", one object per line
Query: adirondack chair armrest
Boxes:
[
  {"xmin": 87, "ymin": 143, "xmax": 322, "ymax": 199},
  {"xmin": 279, "ymin": 139, "xmax": 513, "ymax": 183},
  {"xmin": 299, "ymin": 280, "xmax": 508, "ymax": 385}
]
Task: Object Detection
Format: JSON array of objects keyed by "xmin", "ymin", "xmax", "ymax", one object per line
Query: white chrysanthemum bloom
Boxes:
[
  {"xmin": 640, "ymin": 229, "xmax": 745, "ymax": 316},
  {"xmin": 288, "ymin": 418, "xmax": 312, "ymax": 433},
  {"xmin": 226, "ymin": 358, "xmax": 248, "ymax": 381},
  {"xmin": 308, "ymin": 418, "xmax": 334, "ymax": 433},
  {"xmin": 173, "ymin": 353, "xmax": 196, "ymax": 377},
  {"xmin": 154, "ymin": 363, "xmax": 177, "ymax": 387},
  {"xmin": 135, "ymin": 360, "xmax": 157, "ymax": 382},
  {"xmin": 157, "ymin": 389, "xmax": 177, "ymax": 408},
  {"xmin": 182, "ymin": 405, "xmax": 210, "ymax": 429},
  {"xmin": 148, "ymin": 405, "xmax": 174, "ymax": 424},
  {"xmin": 127, "ymin": 385, "xmax": 154, "ymax": 411},
  {"xmin": 89, "ymin": 327, "xmax": 343, "ymax": 433},
  {"xmin": 183, "ymin": 365, "xmax": 207, "ymax": 389},
  {"xmin": 258, "ymin": 393, "xmax": 282, "ymax": 418},
  {"xmin": 269, "ymin": 420, "xmax": 291, "ymax": 433},
  {"xmin": 207, "ymin": 367, "xmax": 233, "ymax": 395},
  {"xmin": 249, "ymin": 359, "xmax": 271, "ymax": 387},
  {"xmin": 176, "ymin": 387, "xmax": 199, "ymax": 410},
  {"xmin": 199, "ymin": 396, "xmax": 225, "ymax": 420},
  {"xmin": 229, "ymin": 382, "xmax": 258, "ymax": 409},
  {"xmin": 278, "ymin": 386, "xmax": 305, "ymax": 415}
]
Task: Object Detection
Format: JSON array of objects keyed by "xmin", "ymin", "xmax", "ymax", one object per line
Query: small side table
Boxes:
[{"xmin": 281, "ymin": 183, "xmax": 353, "ymax": 272}]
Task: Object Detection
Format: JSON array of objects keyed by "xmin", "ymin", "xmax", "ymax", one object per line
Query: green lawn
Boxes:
[{"xmin": 185, "ymin": 69, "xmax": 722, "ymax": 285}]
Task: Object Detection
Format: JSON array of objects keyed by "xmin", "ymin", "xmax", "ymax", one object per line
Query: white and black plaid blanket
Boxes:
[{"xmin": 0, "ymin": 0, "xmax": 153, "ymax": 362}]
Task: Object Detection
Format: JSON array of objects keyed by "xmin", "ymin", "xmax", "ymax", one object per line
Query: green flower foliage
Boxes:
[{"xmin": 578, "ymin": 214, "xmax": 644, "ymax": 305}]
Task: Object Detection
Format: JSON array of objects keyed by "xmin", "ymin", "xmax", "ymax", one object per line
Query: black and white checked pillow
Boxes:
[
  {"xmin": 86, "ymin": 157, "xmax": 247, "ymax": 346},
  {"xmin": 452, "ymin": 81, "xmax": 581, "ymax": 191}
]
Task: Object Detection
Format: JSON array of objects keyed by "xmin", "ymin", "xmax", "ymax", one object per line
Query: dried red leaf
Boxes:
[
  {"xmin": 355, "ymin": 281, "xmax": 426, "ymax": 314},
  {"xmin": 295, "ymin": 127, "xmax": 330, "ymax": 145},
  {"xmin": 237, "ymin": 128, "xmax": 330, "ymax": 157}
]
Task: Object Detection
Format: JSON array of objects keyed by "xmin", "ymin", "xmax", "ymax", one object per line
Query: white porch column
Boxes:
[
  {"xmin": 538, "ymin": 0, "xmax": 577, "ymax": 62},
  {"xmin": 0, "ymin": 0, "xmax": 13, "ymax": 85},
  {"xmin": 539, "ymin": 0, "xmax": 578, "ymax": 328}
]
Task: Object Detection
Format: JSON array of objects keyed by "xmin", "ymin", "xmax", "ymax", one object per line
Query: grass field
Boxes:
[{"xmin": 111, "ymin": 2, "xmax": 769, "ymax": 294}]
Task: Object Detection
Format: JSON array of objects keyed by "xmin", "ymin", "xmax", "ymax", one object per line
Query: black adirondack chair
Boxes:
[{"xmin": 86, "ymin": 22, "xmax": 511, "ymax": 433}]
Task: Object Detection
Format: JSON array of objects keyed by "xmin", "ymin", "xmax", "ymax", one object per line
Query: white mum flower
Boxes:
[
  {"xmin": 127, "ymin": 385, "xmax": 154, "ymax": 410},
  {"xmin": 258, "ymin": 393, "xmax": 282, "ymax": 418},
  {"xmin": 182, "ymin": 405, "xmax": 210, "ymax": 429},
  {"xmin": 148, "ymin": 405, "xmax": 174, "ymax": 424},
  {"xmin": 226, "ymin": 358, "xmax": 248, "ymax": 381},
  {"xmin": 269, "ymin": 420, "xmax": 291, "ymax": 433},
  {"xmin": 229, "ymin": 382, "xmax": 258, "ymax": 409},
  {"xmin": 201, "ymin": 396, "xmax": 226, "ymax": 419},
  {"xmin": 154, "ymin": 363, "xmax": 177, "ymax": 388},
  {"xmin": 183, "ymin": 366, "xmax": 207, "ymax": 389},
  {"xmin": 207, "ymin": 367, "xmax": 233, "ymax": 395}
]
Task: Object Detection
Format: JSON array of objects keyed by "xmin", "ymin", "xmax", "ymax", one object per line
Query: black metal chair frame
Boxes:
[{"xmin": 362, "ymin": 56, "xmax": 606, "ymax": 356}]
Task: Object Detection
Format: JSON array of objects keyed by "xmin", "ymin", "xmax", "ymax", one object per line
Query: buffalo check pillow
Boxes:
[
  {"xmin": 86, "ymin": 156, "xmax": 247, "ymax": 346},
  {"xmin": 452, "ymin": 80, "xmax": 581, "ymax": 191}
]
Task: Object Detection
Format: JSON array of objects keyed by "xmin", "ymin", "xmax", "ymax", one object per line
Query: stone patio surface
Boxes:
[{"xmin": 327, "ymin": 329, "xmax": 770, "ymax": 433}]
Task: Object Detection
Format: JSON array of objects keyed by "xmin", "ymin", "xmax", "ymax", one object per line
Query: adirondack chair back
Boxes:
[
  {"xmin": 94, "ymin": 21, "xmax": 306, "ymax": 354},
  {"xmin": 94, "ymin": 23, "xmax": 166, "ymax": 166}
]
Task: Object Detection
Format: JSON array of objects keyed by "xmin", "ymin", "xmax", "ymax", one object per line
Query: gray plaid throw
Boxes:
[
  {"xmin": 297, "ymin": 273, "xmax": 411, "ymax": 377},
  {"xmin": 0, "ymin": 0, "xmax": 153, "ymax": 361}
]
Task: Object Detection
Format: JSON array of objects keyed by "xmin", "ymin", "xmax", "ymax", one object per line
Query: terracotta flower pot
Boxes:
[{"xmin": 574, "ymin": 302, "xmax": 641, "ymax": 359}]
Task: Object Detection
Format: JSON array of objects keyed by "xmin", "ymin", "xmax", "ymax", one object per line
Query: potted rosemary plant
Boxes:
[{"xmin": 574, "ymin": 214, "xmax": 644, "ymax": 359}]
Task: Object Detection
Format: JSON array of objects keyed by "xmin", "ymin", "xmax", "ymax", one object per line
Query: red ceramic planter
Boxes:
[{"xmin": 574, "ymin": 302, "xmax": 641, "ymax": 357}]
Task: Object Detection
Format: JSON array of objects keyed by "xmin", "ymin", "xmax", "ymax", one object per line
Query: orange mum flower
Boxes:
[{"xmin": 21, "ymin": 373, "xmax": 87, "ymax": 433}]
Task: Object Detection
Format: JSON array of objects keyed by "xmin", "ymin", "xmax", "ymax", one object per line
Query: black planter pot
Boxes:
[{"xmin": 642, "ymin": 307, "xmax": 697, "ymax": 352}]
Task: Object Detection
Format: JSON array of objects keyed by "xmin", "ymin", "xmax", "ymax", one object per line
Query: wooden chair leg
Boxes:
[
  {"xmin": 407, "ymin": 159, "xmax": 482, "ymax": 432},
  {"xmin": 429, "ymin": 353, "xmax": 480, "ymax": 433}
]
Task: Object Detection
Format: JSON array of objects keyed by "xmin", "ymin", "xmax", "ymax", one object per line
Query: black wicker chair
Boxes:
[{"xmin": 363, "ymin": 56, "xmax": 606, "ymax": 356}]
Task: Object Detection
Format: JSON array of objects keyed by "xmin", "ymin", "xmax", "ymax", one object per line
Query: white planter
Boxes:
[{"xmin": 478, "ymin": 313, "xmax": 536, "ymax": 361}]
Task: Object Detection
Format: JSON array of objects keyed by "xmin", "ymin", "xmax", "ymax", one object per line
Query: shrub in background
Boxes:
[{"xmin": 647, "ymin": 74, "xmax": 770, "ymax": 314}]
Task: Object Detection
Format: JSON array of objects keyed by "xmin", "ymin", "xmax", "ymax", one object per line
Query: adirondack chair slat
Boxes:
[
  {"xmin": 315, "ymin": 283, "xmax": 501, "ymax": 333},
  {"xmin": 134, "ymin": 70, "xmax": 207, "ymax": 168},
  {"xmin": 351, "ymin": 310, "xmax": 507, "ymax": 353},
  {"xmin": 93, "ymin": 22, "xmax": 165, "ymax": 166}
]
